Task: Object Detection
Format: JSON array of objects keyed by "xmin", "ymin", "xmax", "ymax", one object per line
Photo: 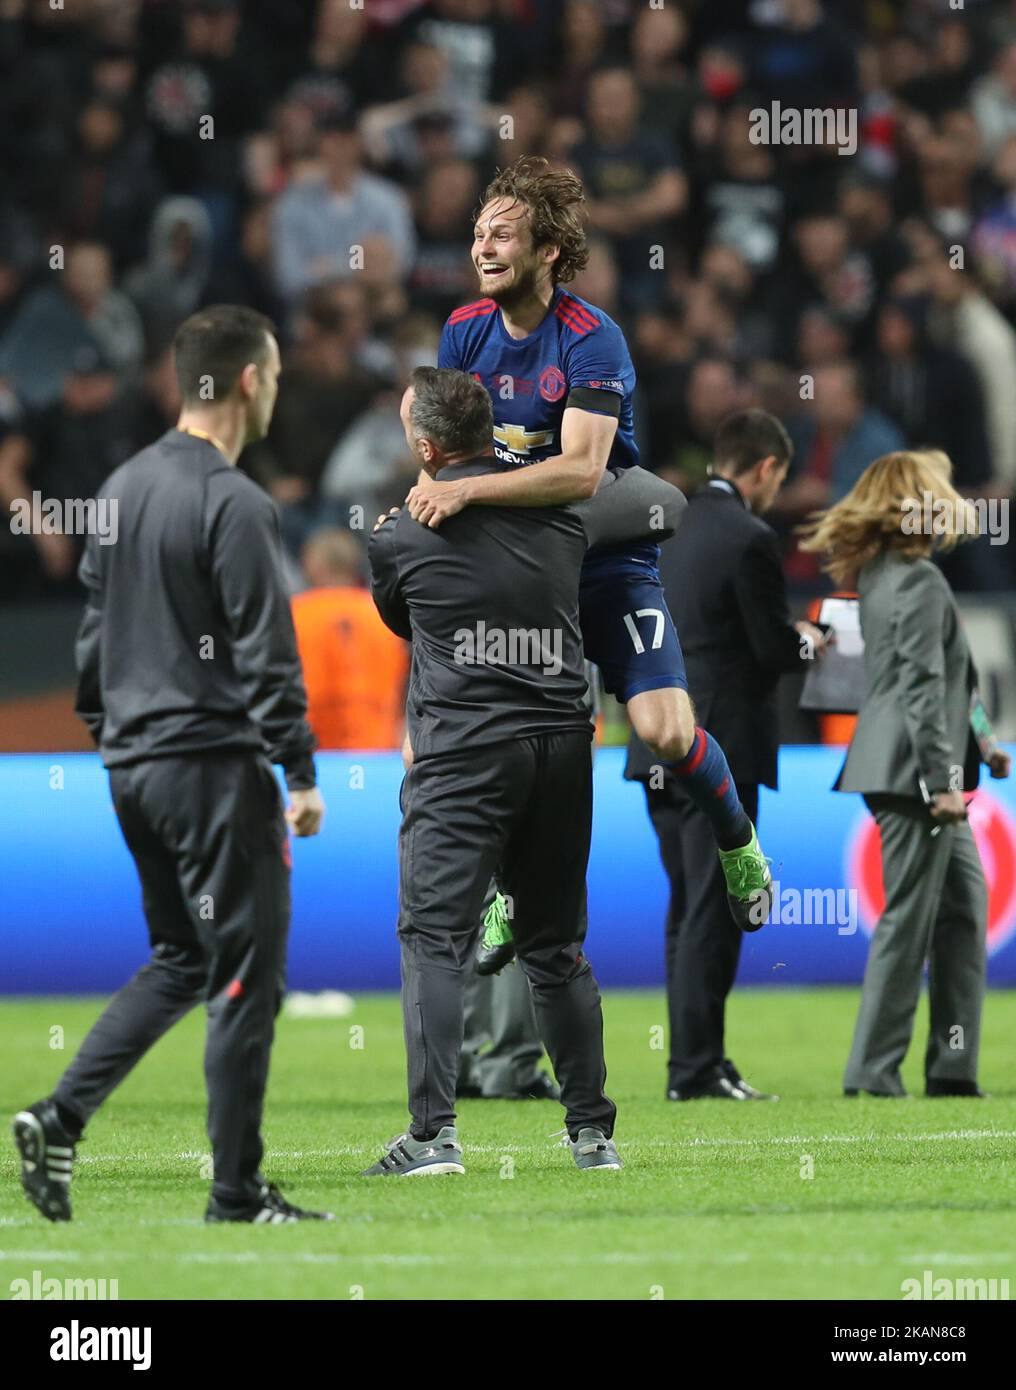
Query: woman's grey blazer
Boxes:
[{"xmin": 835, "ymin": 553, "xmax": 980, "ymax": 797}]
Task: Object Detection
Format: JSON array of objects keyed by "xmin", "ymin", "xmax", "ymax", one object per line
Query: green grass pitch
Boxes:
[{"xmin": 1, "ymin": 989, "xmax": 1014, "ymax": 1301}]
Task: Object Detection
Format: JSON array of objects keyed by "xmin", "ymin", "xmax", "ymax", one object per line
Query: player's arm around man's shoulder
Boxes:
[
  {"xmin": 207, "ymin": 471, "xmax": 324, "ymax": 836},
  {"xmin": 407, "ymin": 403, "xmax": 619, "ymax": 526},
  {"xmin": 408, "ymin": 299, "xmax": 627, "ymax": 523},
  {"xmin": 408, "ymin": 317, "xmax": 628, "ymax": 527}
]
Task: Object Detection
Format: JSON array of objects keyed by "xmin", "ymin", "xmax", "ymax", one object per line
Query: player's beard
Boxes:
[{"xmin": 480, "ymin": 256, "xmax": 542, "ymax": 309}]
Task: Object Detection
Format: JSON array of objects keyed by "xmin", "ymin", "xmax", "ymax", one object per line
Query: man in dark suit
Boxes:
[{"xmin": 626, "ymin": 409, "xmax": 827, "ymax": 1100}]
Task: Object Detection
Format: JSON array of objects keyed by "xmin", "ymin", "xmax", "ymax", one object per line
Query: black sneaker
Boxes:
[
  {"xmin": 12, "ymin": 1099, "xmax": 77, "ymax": 1223},
  {"xmin": 205, "ymin": 1182, "xmax": 334, "ymax": 1224},
  {"xmin": 523, "ymin": 1072, "xmax": 561, "ymax": 1101},
  {"xmin": 667, "ymin": 1072, "xmax": 747, "ymax": 1101},
  {"xmin": 925, "ymin": 1080, "xmax": 986, "ymax": 1098},
  {"xmin": 465, "ymin": 1073, "xmax": 562, "ymax": 1101},
  {"xmin": 722, "ymin": 1059, "xmax": 778, "ymax": 1101}
]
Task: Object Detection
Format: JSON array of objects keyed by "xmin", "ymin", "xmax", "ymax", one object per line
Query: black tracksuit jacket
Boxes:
[{"xmin": 74, "ymin": 428, "xmax": 316, "ymax": 789}]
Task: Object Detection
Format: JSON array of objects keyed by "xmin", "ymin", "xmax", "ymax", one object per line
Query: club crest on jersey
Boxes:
[
  {"xmin": 539, "ymin": 366, "xmax": 566, "ymax": 402},
  {"xmin": 493, "ymin": 423, "xmax": 555, "ymax": 457}
]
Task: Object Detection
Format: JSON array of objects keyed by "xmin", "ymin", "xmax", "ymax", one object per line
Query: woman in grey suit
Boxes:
[{"xmin": 800, "ymin": 450, "xmax": 1010, "ymax": 1098}]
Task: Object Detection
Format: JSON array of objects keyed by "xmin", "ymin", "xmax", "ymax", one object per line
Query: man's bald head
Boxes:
[{"xmin": 301, "ymin": 528, "xmax": 364, "ymax": 588}]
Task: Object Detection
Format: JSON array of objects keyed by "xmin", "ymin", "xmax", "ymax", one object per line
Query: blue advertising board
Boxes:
[{"xmin": 2, "ymin": 748, "xmax": 1015, "ymax": 993}]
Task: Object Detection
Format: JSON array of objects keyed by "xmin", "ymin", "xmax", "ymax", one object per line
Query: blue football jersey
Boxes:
[
  {"xmin": 438, "ymin": 285, "xmax": 639, "ymax": 472},
  {"xmin": 440, "ymin": 285, "xmax": 683, "ymax": 695},
  {"xmin": 439, "ymin": 285, "xmax": 658, "ymax": 578}
]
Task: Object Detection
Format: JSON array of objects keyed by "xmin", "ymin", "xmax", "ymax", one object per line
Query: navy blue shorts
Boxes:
[{"xmin": 579, "ymin": 568, "xmax": 688, "ymax": 703}]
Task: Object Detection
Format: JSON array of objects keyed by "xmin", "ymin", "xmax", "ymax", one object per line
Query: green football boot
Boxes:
[
  {"xmin": 718, "ymin": 824, "xmax": 773, "ymax": 932},
  {"xmin": 475, "ymin": 891, "xmax": 516, "ymax": 975}
]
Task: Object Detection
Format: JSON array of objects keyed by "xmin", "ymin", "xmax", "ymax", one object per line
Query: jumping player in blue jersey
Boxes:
[{"xmin": 406, "ymin": 157, "xmax": 773, "ymax": 949}]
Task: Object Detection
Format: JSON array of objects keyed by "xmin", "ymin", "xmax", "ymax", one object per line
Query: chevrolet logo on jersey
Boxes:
[{"xmin": 493, "ymin": 423, "xmax": 555, "ymax": 455}]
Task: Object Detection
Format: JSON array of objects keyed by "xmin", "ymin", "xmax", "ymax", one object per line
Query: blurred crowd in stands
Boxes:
[{"xmin": 2, "ymin": 0, "xmax": 1016, "ymax": 649}]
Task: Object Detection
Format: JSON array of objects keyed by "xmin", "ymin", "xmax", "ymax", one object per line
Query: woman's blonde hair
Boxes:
[{"xmin": 797, "ymin": 450, "xmax": 978, "ymax": 588}]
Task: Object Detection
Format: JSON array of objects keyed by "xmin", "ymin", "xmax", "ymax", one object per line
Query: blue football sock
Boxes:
[{"xmin": 669, "ymin": 727, "xmax": 752, "ymax": 851}]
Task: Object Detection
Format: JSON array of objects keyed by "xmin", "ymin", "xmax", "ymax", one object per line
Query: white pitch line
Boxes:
[
  {"xmin": 903, "ymin": 1253, "xmax": 1016, "ymax": 1266},
  {"xmin": 0, "ymin": 1250, "xmax": 87, "ymax": 1260},
  {"xmin": 43, "ymin": 1129, "xmax": 1013, "ymax": 1166},
  {"xmin": 0, "ymin": 1248, "xmax": 1011, "ymax": 1269},
  {"xmin": 670, "ymin": 1129, "xmax": 1016, "ymax": 1147}
]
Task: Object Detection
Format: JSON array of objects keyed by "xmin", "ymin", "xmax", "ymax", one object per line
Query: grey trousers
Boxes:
[
  {"xmin": 459, "ymin": 962, "xmax": 544, "ymax": 1096},
  {"xmin": 843, "ymin": 794, "xmax": 987, "ymax": 1096}
]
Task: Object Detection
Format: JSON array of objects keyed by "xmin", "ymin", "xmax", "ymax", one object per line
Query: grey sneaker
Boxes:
[
  {"xmin": 568, "ymin": 1127, "xmax": 622, "ymax": 1171},
  {"xmin": 361, "ymin": 1126, "xmax": 465, "ymax": 1177}
]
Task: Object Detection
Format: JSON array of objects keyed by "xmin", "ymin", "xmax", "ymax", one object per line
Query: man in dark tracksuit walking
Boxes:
[
  {"xmin": 13, "ymin": 305, "xmax": 330, "ymax": 1225},
  {"xmin": 365, "ymin": 367, "xmax": 680, "ymax": 1175}
]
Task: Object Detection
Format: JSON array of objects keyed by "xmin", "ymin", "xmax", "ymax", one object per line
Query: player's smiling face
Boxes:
[{"xmin": 472, "ymin": 197, "xmax": 556, "ymax": 304}]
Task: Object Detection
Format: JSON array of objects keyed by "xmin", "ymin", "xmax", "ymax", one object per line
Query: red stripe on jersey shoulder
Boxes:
[
  {"xmin": 555, "ymin": 304, "xmax": 596, "ymax": 337},
  {"xmin": 555, "ymin": 294, "xmax": 599, "ymax": 336},
  {"xmin": 558, "ymin": 293, "xmax": 599, "ymax": 328},
  {"xmin": 448, "ymin": 298, "xmax": 497, "ymax": 325}
]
